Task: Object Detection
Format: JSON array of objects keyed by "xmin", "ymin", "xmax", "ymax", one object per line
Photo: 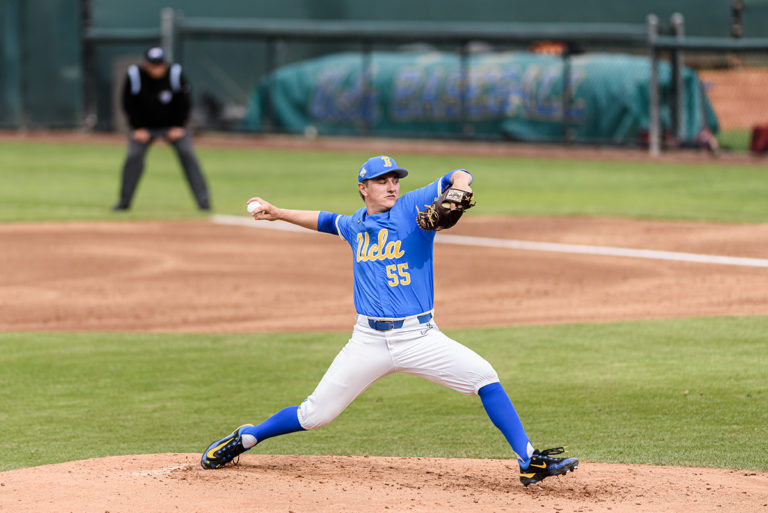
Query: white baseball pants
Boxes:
[{"xmin": 297, "ymin": 312, "xmax": 500, "ymax": 430}]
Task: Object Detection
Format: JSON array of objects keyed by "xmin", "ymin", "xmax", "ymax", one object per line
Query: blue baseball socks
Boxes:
[
  {"xmin": 478, "ymin": 382, "xmax": 535, "ymax": 467},
  {"xmin": 240, "ymin": 406, "xmax": 305, "ymax": 449}
]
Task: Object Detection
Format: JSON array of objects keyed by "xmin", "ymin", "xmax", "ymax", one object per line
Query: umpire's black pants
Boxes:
[{"xmin": 116, "ymin": 128, "xmax": 210, "ymax": 210}]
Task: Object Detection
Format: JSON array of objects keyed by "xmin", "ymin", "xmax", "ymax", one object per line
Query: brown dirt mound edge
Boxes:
[{"xmin": 1, "ymin": 453, "xmax": 766, "ymax": 513}]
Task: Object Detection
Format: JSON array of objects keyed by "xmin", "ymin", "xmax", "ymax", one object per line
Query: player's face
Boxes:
[{"xmin": 359, "ymin": 173, "xmax": 400, "ymax": 214}]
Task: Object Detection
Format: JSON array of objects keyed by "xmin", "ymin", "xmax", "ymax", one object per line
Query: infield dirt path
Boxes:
[
  {"xmin": 2, "ymin": 217, "xmax": 768, "ymax": 332},
  {"xmin": 1, "ymin": 216, "xmax": 767, "ymax": 512}
]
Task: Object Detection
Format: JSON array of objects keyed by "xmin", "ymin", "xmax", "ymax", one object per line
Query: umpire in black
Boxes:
[{"xmin": 113, "ymin": 46, "xmax": 211, "ymax": 211}]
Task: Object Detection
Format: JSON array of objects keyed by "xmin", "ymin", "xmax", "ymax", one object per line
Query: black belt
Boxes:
[{"xmin": 368, "ymin": 313, "xmax": 432, "ymax": 331}]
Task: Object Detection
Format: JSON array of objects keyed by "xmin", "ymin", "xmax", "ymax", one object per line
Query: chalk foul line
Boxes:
[{"xmin": 212, "ymin": 214, "xmax": 768, "ymax": 268}]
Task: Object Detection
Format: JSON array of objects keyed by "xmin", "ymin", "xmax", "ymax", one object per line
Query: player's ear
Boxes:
[{"xmin": 357, "ymin": 181, "xmax": 367, "ymax": 199}]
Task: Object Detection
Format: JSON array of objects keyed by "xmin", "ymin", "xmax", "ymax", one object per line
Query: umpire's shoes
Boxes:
[
  {"xmin": 519, "ymin": 447, "xmax": 578, "ymax": 486},
  {"xmin": 112, "ymin": 202, "xmax": 130, "ymax": 211},
  {"xmin": 201, "ymin": 424, "xmax": 255, "ymax": 469}
]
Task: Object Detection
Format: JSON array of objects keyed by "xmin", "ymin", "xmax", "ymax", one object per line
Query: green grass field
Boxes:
[
  {"xmin": 1, "ymin": 139, "xmax": 768, "ymax": 222},
  {"xmin": 1, "ymin": 138, "xmax": 767, "ymax": 473},
  {"xmin": 1, "ymin": 318, "xmax": 766, "ymax": 473}
]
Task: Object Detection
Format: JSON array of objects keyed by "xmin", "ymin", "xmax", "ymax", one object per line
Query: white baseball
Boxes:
[{"xmin": 247, "ymin": 201, "xmax": 263, "ymax": 214}]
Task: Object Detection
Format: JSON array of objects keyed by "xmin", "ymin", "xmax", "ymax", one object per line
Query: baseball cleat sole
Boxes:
[{"xmin": 520, "ymin": 461, "xmax": 578, "ymax": 487}]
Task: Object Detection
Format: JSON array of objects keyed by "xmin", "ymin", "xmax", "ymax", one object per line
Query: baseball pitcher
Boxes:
[{"xmin": 201, "ymin": 155, "xmax": 578, "ymax": 486}]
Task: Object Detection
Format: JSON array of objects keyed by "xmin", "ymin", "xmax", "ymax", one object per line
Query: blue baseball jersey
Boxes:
[{"xmin": 318, "ymin": 171, "xmax": 467, "ymax": 318}]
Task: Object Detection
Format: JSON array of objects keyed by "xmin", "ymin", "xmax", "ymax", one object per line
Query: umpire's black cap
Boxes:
[{"xmin": 144, "ymin": 46, "xmax": 167, "ymax": 64}]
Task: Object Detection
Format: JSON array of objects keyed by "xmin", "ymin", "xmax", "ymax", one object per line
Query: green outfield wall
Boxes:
[
  {"xmin": 0, "ymin": 0, "xmax": 82, "ymax": 128},
  {"xmin": 2, "ymin": 0, "xmax": 767, "ymax": 131},
  {"xmin": 88, "ymin": 0, "xmax": 750, "ymax": 38}
]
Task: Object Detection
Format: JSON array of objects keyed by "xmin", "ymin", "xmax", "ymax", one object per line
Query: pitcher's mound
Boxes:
[{"xmin": 1, "ymin": 453, "xmax": 766, "ymax": 513}]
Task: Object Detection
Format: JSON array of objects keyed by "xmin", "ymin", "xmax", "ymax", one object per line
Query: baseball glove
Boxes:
[{"xmin": 416, "ymin": 188, "xmax": 476, "ymax": 231}]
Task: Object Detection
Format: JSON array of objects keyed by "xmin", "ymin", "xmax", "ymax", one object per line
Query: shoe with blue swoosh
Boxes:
[
  {"xmin": 519, "ymin": 447, "xmax": 578, "ymax": 486},
  {"xmin": 201, "ymin": 424, "xmax": 254, "ymax": 469}
]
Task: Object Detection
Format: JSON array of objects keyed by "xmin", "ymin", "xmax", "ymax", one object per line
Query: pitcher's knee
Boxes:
[
  {"xmin": 471, "ymin": 360, "xmax": 500, "ymax": 394},
  {"xmin": 297, "ymin": 396, "xmax": 341, "ymax": 430}
]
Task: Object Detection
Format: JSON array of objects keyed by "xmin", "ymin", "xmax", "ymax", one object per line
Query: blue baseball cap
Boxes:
[{"xmin": 357, "ymin": 155, "xmax": 408, "ymax": 182}]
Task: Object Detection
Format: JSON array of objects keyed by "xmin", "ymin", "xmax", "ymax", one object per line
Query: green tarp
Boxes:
[{"xmin": 244, "ymin": 51, "xmax": 718, "ymax": 145}]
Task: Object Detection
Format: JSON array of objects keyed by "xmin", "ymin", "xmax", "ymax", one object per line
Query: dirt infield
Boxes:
[
  {"xmin": 1, "ymin": 216, "xmax": 768, "ymax": 511},
  {"xmin": 2, "ymin": 217, "xmax": 768, "ymax": 332}
]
